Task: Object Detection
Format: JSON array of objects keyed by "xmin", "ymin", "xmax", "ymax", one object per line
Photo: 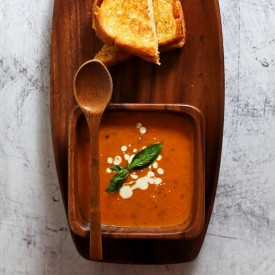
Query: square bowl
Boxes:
[{"xmin": 68, "ymin": 103, "xmax": 205, "ymax": 240}]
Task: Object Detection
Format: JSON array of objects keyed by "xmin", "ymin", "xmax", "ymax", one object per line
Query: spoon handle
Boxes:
[{"xmin": 87, "ymin": 114, "xmax": 103, "ymax": 261}]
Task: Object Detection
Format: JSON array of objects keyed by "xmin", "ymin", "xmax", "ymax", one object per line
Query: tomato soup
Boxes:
[{"xmin": 76, "ymin": 112, "xmax": 195, "ymax": 228}]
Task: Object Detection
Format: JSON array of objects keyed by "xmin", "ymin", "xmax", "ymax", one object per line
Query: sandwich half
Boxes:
[
  {"xmin": 93, "ymin": 0, "xmax": 160, "ymax": 64},
  {"xmin": 94, "ymin": 0, "xmax": 186, "ymax": 67}
]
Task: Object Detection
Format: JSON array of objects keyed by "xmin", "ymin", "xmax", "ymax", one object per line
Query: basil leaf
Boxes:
[
  {"xmin": 129, "ymin": 143, "xmax": 162, "ymax": 170},
  {"xmin": 109, "ymin": 165, "xmax": 124, "ymax": 172},
  {"xmin": 106, "ymin": 168, "xmax": 129, "ymax": 193}
]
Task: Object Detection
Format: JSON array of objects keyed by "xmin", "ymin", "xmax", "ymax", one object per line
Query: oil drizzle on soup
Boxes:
[{"xmin": 76, "ymin": 112, "xmax": 194, "ymax": 228}]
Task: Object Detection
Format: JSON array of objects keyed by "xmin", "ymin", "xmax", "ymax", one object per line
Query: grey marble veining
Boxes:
[{"xmin": 0, "ymin": 0, "xmax": 275, "ymax": 274}]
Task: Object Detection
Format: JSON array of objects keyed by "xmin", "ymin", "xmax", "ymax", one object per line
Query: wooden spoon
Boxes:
[{"xmin": 73, "ymin": 60, "xmax": 113, "ymax": 261}]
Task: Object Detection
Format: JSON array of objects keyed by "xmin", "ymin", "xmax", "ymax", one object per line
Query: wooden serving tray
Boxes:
[{"xmin": 50, "ymin": 0, "xmax": 224, "ymax": 264}]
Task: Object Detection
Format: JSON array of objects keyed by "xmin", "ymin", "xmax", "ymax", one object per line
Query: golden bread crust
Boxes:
[
  {"xmin": 93, "ymin": 0, "xmax": 186, "ymax": 67},
  {"xmin": 94, "ymin": 44, "xmax": 134, "ymax": 68},
  {"xmin": 155, "ymin": 0, "xmax": 186, "ymax": 47},
  {"xmin": 93, "ymin": 0, "xmax": 160, "ymax": 64},
  {"xmin": 159, "ymin": 40, "xmax": 185, "ymax": 52}
]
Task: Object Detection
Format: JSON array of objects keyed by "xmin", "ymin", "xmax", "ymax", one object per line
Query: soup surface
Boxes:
[{"xmin": 76, "ymin": 111, "xmax": 194, "ymax": 227}]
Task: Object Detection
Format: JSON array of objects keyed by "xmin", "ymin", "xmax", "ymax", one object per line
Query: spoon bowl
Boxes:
[
  {"xmin": 73, "ymin": 60, "xmax": 113, "ymax": 261},
  {"xmin": 74, "ymin": 60, "xmax": 113, "ymax": 113}
]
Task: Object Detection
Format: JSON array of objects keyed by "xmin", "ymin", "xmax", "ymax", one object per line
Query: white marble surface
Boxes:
[{"xmin": 1, "ymin": 0, "xmax": 275, "ymax": 274}]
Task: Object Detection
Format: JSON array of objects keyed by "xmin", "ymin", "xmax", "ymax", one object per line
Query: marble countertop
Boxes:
[{"xmin": 1, "ymin": 0, "xmax": 275, "ymax": 274}]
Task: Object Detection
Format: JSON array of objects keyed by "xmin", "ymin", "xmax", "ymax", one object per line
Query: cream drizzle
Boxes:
[{"xmin": 105, "ymin": 121, "xmax": 165, "ymax": 199}]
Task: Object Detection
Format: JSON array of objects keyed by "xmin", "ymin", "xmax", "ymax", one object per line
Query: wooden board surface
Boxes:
[{"xmin": 50, "ymin": 0, "xmax": 224, "ymax": 263}]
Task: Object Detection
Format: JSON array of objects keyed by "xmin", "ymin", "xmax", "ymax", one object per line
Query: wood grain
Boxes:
[
  {"xmin": 50, "ymin": 0, "xmax": 224, "ymax": 263},
  {"xmin": 73, "ymin": 59, "xmax": 113, "ymax": 260}
]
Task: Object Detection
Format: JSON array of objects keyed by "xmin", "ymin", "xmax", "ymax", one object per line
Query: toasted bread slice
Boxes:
[
  {"xmin": 155, "ymin": 0, "xmax": 185, "ymax": 49},
  {"xmin": 93, "ymin": 0, "xmax": 159, "ymax": 64},
  {"xmin": 94, "ymin": 0, "xmax": 186, "ymax": 68}
]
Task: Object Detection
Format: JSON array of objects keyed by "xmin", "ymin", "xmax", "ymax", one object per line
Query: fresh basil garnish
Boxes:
[
  {"xmin": 106, "ymin": 142, "xmax": 163, "ymax": 193},
  {"xmin": 109, "ymin": 165, "xmax": 124, "ymax": 172},
  {"xmin": 129, "ymin": 143, "xmax": 163, "ymax": 170},
  {"xmin": 106, "ymin": 168, "xmax": 129, "ymax": 193}
]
